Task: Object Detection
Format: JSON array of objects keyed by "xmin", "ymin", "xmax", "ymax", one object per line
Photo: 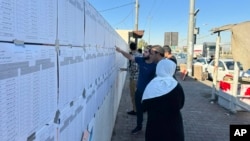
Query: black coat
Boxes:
[{"xmin": 142, "ymin": 83, "xmax": 185, "ymax": 141}]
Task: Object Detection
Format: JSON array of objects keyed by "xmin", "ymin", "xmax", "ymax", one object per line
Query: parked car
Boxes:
[
  {"xmin": 173, "ymin": 53, "xmax": 187, "ymax": 70},
  {"xmin": 193, "ymin": 57, "xmax": 209, "ymax": 73},
  {"xmin": 206, "ymin": 59, "xmax": 250, "ymax": 81}
]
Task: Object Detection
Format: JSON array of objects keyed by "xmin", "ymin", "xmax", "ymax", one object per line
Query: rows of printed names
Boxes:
[
  {"xmin": 0, "ymin": 0, "xmax": 118, "ymax": 47},
  {"xmin": 58, "ymin": 0, "xmax": 85, "ymax": 46},
  {"xmin": 0, "ymin": 43, "xmax": 118, "ymax": 140},
  {"xmin": 57, "ymin": 46, "xmax": 116, "ymax": 111},
  {"xmin": 0, "ymin": 0, "xmax": 57, "ymax": 44},
  {"xmin": 0, "ymin": 43, "xmax": 57, "ymax": 140}
]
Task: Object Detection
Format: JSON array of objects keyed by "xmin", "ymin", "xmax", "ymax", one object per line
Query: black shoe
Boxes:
[
  {"xmin": 127, "ymin": 110, "xmax": 136, "ymax": 115},
  {"xmin": 131, "ymin": 126, "xmax": 142, "ymax": 135}
]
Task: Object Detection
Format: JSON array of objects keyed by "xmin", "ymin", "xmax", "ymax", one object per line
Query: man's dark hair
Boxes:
[
  {"xmin": 163, "ymin": 45, "xmax": 172, "ymax": 54},
  {"xmin": 137, "ymin": 48, "xmax": 142, "ymax": 53},
  {"xmin": 129, "ymin": 42, "xmax": 137, "ymax": 51},
  {"xmin": 129, "ymin": 42, "xmax": 137, "ymax": 67}
]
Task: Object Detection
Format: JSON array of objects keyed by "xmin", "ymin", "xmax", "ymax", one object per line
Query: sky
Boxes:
[{"xmin": 87, "ymin": 0, "xmax": 250, "ymax": 47}]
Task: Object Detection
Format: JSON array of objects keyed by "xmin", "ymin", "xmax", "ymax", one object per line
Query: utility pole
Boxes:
[
  {"xmin": 148, "ymin": 16, "xmax": 151, "ymax": 44},
  {"xmin": 135, "ymin": 0, "xmax": 139, "ymax": 31},
  {"xmin": 193, "ymin": 9, "xmax": 199, "ymax": 44},
  {"xmin": 186, "ymin": 0, "xmax": 195, "ymax": 76},
  {"xmin": 134, "ymin": 0, "xmax": 139, "ymax": 44}
]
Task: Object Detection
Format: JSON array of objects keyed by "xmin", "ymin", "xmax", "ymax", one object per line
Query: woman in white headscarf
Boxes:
[{"xmin": 142, "ymin": 59, "xmax": 185, "ymax": 141}]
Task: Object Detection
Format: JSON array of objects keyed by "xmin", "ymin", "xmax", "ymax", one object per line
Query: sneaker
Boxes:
[
  {"xmin": 127, "ymin": 110, "xmax": 136, "ymax": 115},
  {"xmin": 131, "ymin": 126, "xmax": 142, "ymax": 134}
]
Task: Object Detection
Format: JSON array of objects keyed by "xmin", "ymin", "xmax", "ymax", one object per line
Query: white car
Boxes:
[
  {"xmin": 193, "ymin": 57, "xmax": 210, "ymax": 73},
  {"xmin": 207, "ymin": 59, "xmax": 250, "ymax": 81}
]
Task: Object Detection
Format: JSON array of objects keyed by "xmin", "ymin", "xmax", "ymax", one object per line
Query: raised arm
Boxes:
[{"xmin": 115, "ymin": 46, "xmax": 135, "ymax": 61}]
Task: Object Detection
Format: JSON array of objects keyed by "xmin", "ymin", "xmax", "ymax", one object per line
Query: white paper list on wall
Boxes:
[
  {"xmin": 57, "ymin": 0, "xmax": 85, "ymax": 46},
  {"xmin": 58, "ymin": 46, "xmax": 86, "ymax": 111},
  {"xmin": 0, "ymin": 0, "xmax": 129, "ymax": 140},
  {"xmin": 0, "ymin": 43, "xmax": 57, "ymax": 140},
  {"xmin": 0, "ymin": 0, "xmax": 57, "ymax": 44}
]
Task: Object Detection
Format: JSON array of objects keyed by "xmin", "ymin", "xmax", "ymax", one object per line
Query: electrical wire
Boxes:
[
  {"xmin": 114, "ymin": 9, "xmax": 134, "ymax": 28},
  {"xmin": 99, "ymin": 2, "xmax": 135, "ymax": 12},
  {"xmin": 143, "ymin": 0, "xmax": 157, "ymax": 29}
]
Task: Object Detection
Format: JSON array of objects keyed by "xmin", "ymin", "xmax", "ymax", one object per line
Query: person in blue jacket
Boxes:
[{"xmin": 116, "ymin": 45, "xmax": 156, "ymax": 134}]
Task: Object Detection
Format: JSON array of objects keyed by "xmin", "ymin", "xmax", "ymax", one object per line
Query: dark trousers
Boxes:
[{"xmin": 135, "ymin": 89, "xmax": 143, "ymax": 127}]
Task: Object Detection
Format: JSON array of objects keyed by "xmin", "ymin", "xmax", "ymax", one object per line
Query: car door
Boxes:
[
  {"xmin": 217, "ymin": 61, "xmax": 226, "ymax": 81},
  {"xmin": 207, "ymin": 60, "xmax": 215, "ymax": 78},
  {"xmin": 207, "ymin": 60, "xmax": 225, "ymax": 80},
  {"xmin": 202, "ymin": 58, "xmax": 209, "ymax": 72}
]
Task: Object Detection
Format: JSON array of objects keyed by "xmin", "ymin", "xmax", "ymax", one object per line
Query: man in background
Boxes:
[
  {"xmin": 120, "ymin": 42, "xmax": 142, "ymax": 115},
  {"xmin": 116, "ymin": 45, "xmax": 156, "ymax": 135},
  {"xmin": 137, "ymin": 48, "xmax": 142, "ymax": 54},
  {"xmin": 163, "ymin": 45, "xmax": 177, "ymax": 77},
  {"xmin": 208, "ymin": 55, "xmax": 214, "ymax": 64},
  {"xmin": 163, "ymin": 45, "xmax": 177, "ymax": 64}
]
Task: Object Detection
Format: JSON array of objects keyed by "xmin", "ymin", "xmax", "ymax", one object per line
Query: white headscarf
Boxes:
[{"xmin": 142, "ymin": 59, "xmax": 178, "ymax": 101}]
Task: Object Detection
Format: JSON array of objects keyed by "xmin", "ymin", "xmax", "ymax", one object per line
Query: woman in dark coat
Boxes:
[{"xmin": 142, "ymin": 59, "xmax": 185, "ymax": 141}]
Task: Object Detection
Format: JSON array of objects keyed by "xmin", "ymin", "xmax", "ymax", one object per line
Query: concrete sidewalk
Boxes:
[{"xmin": 111, "ymin": 72, "xmax": 250, "ymax": 141}]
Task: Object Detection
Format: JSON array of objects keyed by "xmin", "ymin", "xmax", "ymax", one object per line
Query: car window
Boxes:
[
  {"xmin": 218, "ymin": 61, "xmax": 225, "ymax": 70},
  {"xmin": 178, "ymin": 53, "xmax": 186, "ymax": 58},
  {"xmin": 201, "ymin": 59, "xmax": 206, "ymax": 64},
  {"xmin": 196, "ymin": 58, "xmax": 205, "ymax": 64},
  {"xmin": 225, "ymin": 61, "xmax": 234, "ymax": 70}
]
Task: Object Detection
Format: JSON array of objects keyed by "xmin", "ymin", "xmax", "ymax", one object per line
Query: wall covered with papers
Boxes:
[{"xmin": 0, "ymin": 0, "xmax": 128, "ymax": 141}]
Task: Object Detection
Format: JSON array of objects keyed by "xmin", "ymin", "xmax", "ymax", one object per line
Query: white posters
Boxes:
[
  {"xmin": 58, "ymin": 0, "xmax": 85, "ymax": 46},
  {"xmin": 58, "ymin": 46, "xmax": 85, "ymax": 110},
  {"xmin": 58, "ymin": 97, "xmax": 86, "ymax": 141},
  {"xmin": 0, "ymin": 0, "xmax": 128, "ymax": 140},
  {"xmin": 0, "ymin": 0, "xmax": 57, "ymax": 44},
  {"xmin": 0, "ymin": 43, "xmax": 57, "ymax": 140}
]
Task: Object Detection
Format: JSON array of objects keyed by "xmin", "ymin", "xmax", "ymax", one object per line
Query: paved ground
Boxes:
[{"xmin": 111, "ymin": 72, "xmax": 250, "ymax": 141}]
